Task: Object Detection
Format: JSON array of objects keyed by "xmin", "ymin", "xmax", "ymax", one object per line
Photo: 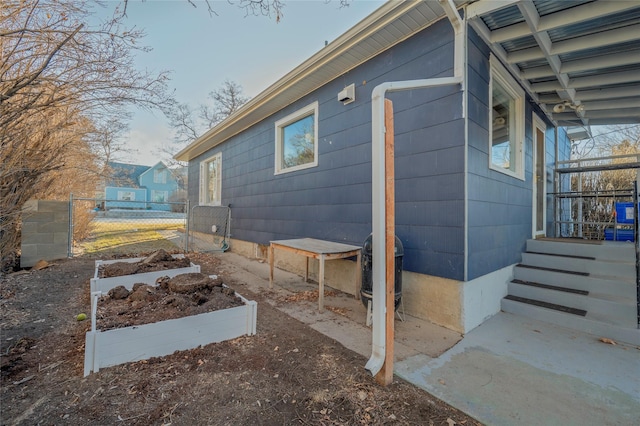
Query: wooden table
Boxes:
[{"xmin": 269, "ymin": 238, "xmax": 362, "ymax": 311}]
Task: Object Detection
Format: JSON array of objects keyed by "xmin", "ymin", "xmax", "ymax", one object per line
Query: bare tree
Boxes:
[
  {"xmin": 200, "ymin": 80, "xmax": 250, "ymax": 129},
  {"xmin": 166, "ymin": 80, "xmax": 249, "ymax": 161},
  {"xmin": 567, "ymin": 125, "xmax": 640, "ymax": 239},
  {"xmin": 0, "ymin": 0, "xmax": 173, "ymax": 269}
]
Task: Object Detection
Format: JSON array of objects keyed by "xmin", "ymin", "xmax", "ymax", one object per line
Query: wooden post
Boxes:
[{"xmin": 375, "ymin": 99, "xmax": 395, "ymax": 386}]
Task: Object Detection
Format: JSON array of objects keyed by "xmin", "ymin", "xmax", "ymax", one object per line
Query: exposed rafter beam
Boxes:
[
  {"xmin": 582, "ymin": 98, "xmax": 640, "ymax": 111},
  {"xmin": 517, "ymin": 0, "xmax": 579, "ymax": 118},
  {"xmin": 577, "ymin": 86, "xmax": 640, "ymax": 101},
  {"xmin": 588, "ymin": 117, "xmax": 640, "ymax": 125},
  {"xmin": 465, "ymin": 0, "xmax": 520, "ymax": 20},
  {"xmin": 508, "ymin": 23, "xmax": 640, "ymax": 63},
  {"xmin": 491, "ymin": 0, "xmax": 639, "ymax": 43},
  {"xmin": 584, "ymin": 108, "xmax": 640, "ymax": 120},
  {"xmin": 522, "ymin": 51, "xmax": 640, "ymax": 79},
  {"xmin": 531, "ymin": 70, "xmax": 640, "ymax": 92}
]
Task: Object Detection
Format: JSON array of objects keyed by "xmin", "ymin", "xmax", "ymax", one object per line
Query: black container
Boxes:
[{"xmin": 360, "ymin": 233, "xmax": 403, "ymax": 311}]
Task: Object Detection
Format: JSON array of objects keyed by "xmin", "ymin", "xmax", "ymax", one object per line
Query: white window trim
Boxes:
[
  {"xmin": 117, "ymin": 190, "xmax": 136, "ymax": 201},
  {"xmin": 274, "ymin": 101, "xmax": 319, "ymax": 175},
  {"xmin": 199, "ymin": 152, "xmax": 222, "ymax": 206},
  {"xmin": 488, "ymin": 55, "xmax": 525, "ymax": 181}
]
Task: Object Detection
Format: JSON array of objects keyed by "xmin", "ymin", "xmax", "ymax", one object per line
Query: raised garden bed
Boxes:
[
  {"xmin": 84, "ymin": 273, "xmax": 257, "ymax": 376},
  {"xmin": 90, "ymin": 251, "xmax": 200, "ymax": 293}
]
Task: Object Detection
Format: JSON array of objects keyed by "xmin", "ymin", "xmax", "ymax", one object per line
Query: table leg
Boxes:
[
  {"xmin": 305, "ymin": 257, "xmax": 309, "ymax": 282},
  {"xmin": 318, "ymin": 254, "xmax": 325, "ymax": 311},
  {"xmin": 269, "ymin": 244, "xmax": 274, "ymax": 289},
  {"xmin": 355, "ymin": 252, "xmax": 362, "ymax": 300}
]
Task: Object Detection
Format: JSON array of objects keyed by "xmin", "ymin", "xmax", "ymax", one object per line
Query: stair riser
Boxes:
[
  {"xmin": 508, "ymin": 282, "xmax": 636, "ymax": 327},
  {"xmin": 526, "ymin": 240, "xmax": 635, "ymax": 262},
  {"xmin": 513, "ymin": 267, "xmax": 636, "ymax": 300},
  {"xmin": 501, "ymin": 298, "xmax": 640, "ymax": 346},
  {"xmin": 521, "ymin": 253, "xmax": 635, "ymax": 278}
]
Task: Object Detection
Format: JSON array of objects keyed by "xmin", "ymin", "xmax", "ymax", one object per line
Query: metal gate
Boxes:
[
  {"xmin": 188, "ymin": 205, "xmax": 231, "ymax": 252},
  {"xmin": 69, "ymin": 195, "xmax": 188, "ymax": 257}
]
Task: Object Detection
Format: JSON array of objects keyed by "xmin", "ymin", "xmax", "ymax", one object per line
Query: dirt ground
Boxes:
[{"xmin": 1, "ymin": 253, "xmax": 481, "ymax": 425}]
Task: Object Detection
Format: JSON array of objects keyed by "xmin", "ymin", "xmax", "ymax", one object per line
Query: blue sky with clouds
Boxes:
[{"xmin": 102, "ymin": 0, "xmax": 385, "ymax": 165}]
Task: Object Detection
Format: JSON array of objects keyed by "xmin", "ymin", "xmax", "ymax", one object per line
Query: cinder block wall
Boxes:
[{"xmin": 21, "ymin": 200, "xmax": 69, "ymax": 268}]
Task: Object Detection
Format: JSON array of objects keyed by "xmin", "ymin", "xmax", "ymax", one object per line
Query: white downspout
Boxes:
[{"xmin": 365, "ymin": 0, "xmax": 465, "ymax": 377}]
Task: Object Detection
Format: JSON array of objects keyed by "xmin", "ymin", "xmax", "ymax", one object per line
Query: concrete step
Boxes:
[
  {"xmin": 527, "ymin": 239, "xmax": 635, "ymax": 262},
  {"xmin": 513, "ymin": 266, "xmax": 636, "ymax": 299},
  {"xmin": 508, "ymin": 281, "xmax": 636, "ymax": 327},
  {"xmin": 521, "ymin": 252, "xmax": 635, "ymax": 279},
  {"xmin": 501, "ymin": 297, "xmax": 640, "ymax": 346}
]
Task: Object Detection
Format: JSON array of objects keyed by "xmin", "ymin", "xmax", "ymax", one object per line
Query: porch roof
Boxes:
[
  {"xmin": 175, "ymin": 0, "xmax": 640, "ymax": 162},
  {"xmin": 467, "ymin": 0, "xmax": 640, "ymax": 128}
]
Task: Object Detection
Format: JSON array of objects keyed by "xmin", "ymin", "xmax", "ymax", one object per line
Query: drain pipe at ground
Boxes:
[{"xmin": 365, "ymin": 0, "xmax": 465, "ymax": 381}]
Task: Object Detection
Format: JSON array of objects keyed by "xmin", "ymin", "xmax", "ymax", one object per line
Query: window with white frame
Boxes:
[
  {"xmin": 489, "ymin": 56, "xmax": 525, "ymax": 180},
  {"xmin": 154, "ymin": 168, "xmax": 167, "ymax": 184},
  {"xmin": 151, "ymin": 190, "xmax": 168, "ymax": 203},
  {"xmin": 199, "ymin": 152, "xmax": 222, "ymax": 205},
  {"xmin": 274, "ymin": 101, "xmax": 319, "ymax": 174},
  {"xmin": 117, "ymin": 191, "xmax": 135, "ymax": 201}
]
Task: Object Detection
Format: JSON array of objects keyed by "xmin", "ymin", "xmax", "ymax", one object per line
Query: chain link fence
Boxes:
[
  {"xmin": 188, "ymin": 205, "xmax": 231, "ymax": 253},
  {"xmin": 69, "ymin": 195, "xmax": 188, "ymax": 257}
]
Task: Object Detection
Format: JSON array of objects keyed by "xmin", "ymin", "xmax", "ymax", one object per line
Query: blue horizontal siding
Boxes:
[
  {"xmin": 189, "ymin": 17, "xmax": 466, "ymax": 280},
  {"xmin": 465, "ymin": 26, "xmax": 568, "ymax": 280}
]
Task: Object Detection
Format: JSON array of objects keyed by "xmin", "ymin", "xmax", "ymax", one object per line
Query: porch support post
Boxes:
[{"xmin": 375, "ymin": 99, "xmax": 395, "ymax": 386}]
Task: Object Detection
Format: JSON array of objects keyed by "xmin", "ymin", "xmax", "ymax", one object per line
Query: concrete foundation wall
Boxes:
[
  {"xmin": 461, "ymin": 264, "xmax": 512, "ymax": 333},
  {"xmin": 21, "ymin": 200, "xmax": 69, "ymax": 268}
]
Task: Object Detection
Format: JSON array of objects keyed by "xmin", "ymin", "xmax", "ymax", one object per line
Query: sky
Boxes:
[{"xmin": 100, "ymin": 0, "xmax": 385, "ymax": 166}]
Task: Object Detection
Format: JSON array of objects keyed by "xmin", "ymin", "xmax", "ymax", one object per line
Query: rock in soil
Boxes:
[
  {"xmin": 108, "ymin": 285, "xmax": 130, "ymax": 300},
  {"xmin": 141, "ymin": 249, "xmax": 173, "ymax": 264},
  {"xmin": 167, "ymin": 272, "xmax": 222, "ymax": 293}
]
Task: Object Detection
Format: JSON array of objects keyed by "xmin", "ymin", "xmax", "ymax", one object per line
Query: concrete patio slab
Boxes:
[{"xmin": 396, "ymin": 313, "xmax": 640, "ymax": 426}]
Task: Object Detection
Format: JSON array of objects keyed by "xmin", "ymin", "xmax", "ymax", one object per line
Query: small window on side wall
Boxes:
[
  {"xmin": 489, "ymin": 56, "xmax": 524, "ymax": 180},
  {"xmin": 199, "ymin": 152, "xmax": 222, "ymax": 206},
  {"xmin": 275, "ymin": 102, "xmax": 319, "ymax": 175},
  {"xmin": 153, "ymin": 168, "xmax": 166, "ymax": 184}
]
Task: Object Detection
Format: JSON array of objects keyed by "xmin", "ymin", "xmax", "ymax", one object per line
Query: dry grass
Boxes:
[{"xmin": 77, "ymin": 221, "xmax": 184, "ymax": 256}]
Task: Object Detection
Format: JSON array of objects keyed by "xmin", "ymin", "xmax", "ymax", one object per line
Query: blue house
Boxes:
[
  {"xmin": 175, "ymin": 1, "xmax": 640, "ymax": 335},
  {"xmin": 105, "ymin": 161, "xmax": 179, "ymax": 211}
]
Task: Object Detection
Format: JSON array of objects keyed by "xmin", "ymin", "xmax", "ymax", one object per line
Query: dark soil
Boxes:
[
  {"xmin": 98, "ymin": 249, "xmax": 192, "ymax": 278},
  {"xmin": 98, "ymin": 273, "xmax": 243, "ymax": 331},
  {"xmin": 0, "ymin": 253, "xmax": 481, "ymax": 426}
]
